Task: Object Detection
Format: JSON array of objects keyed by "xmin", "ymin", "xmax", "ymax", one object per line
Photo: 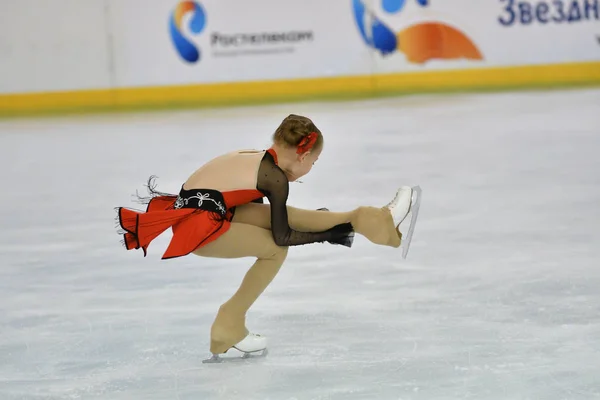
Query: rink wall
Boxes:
[{"xmin": 1, "ymin": 0, "xmax": 599, "ymax": 117}]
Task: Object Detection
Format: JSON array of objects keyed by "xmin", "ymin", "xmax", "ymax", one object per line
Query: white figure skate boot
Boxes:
[
  {"xmin": 385, "ymin": 185, "xmax": 422, "ymax": 259},
  {"xmin": 202, "ymin": 332, "xmax": 268, "ymax": 363},
  {"xmin": 233, "ymin": 332, "xmax": 267, "ymax": 354}
]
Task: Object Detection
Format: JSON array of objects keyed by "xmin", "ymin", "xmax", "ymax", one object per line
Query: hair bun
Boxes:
[{"xmin": 272, "ymin": 114, "xmax": 323, "ymax": 151}]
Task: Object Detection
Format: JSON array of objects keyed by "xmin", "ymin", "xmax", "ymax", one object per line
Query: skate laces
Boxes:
[
  {"xmin": 385, "ymin": 188, "xmax": 412, "ymax": 213},
  {"xmin": 384, "ymin": 197, "xmax": 396, "ymax": 209},
  {"xmin": 384, "ymin": 189, "xmax": 401, "ymax": 209}
]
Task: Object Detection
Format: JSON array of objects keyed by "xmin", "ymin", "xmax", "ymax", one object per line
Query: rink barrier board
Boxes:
[{"xmin": 1, "ymin": 61, "xmax": 599, "ymax": 118}]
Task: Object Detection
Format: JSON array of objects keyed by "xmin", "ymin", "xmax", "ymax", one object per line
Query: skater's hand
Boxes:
[{"xmin": 326, "ymin": 222, "xmax": 355, "ymax": 248}]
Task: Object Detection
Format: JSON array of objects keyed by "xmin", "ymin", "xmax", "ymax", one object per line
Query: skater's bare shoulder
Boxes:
[{"xmin": 183, "ymin": 149, "xmax": 267, "ymax": 191}]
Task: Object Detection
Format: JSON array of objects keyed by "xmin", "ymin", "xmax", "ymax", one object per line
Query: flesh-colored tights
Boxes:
[{"xmin": 193, "ymin": 203, "xmax": 401, "ymax": 354}]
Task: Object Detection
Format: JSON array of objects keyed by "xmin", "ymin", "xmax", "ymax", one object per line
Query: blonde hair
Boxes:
[{"xmin": 272, "ymin": 114, "xmax": 323, "ymax": 152}]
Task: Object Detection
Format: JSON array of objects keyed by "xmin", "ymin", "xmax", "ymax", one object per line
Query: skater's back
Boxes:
[{"xmin": 183, "ymin": 149, "xmax": 269, "ymax": 194}]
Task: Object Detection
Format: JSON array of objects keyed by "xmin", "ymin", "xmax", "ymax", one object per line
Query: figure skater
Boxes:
[{"xmin": 115, "ymin": 114, "xmax": 421, "ymax": 362}]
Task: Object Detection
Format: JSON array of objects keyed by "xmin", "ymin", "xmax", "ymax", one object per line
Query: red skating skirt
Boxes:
[{"xmin": 117, "ymin": 195, "xmax": 232, "ymax": 260}]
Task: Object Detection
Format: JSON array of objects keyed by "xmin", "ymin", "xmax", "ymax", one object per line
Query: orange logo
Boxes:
[{"xmin": 352, "ymin": 0, "xmax": 483, "ymax": 64}]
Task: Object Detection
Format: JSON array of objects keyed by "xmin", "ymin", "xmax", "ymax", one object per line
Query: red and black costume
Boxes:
[{"xmin": 115, "ymin": 148, "xmax": 354, "ymax": 259}]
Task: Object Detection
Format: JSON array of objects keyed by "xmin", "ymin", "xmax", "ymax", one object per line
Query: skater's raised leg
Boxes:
[{"xmin": 232, "ymin": 188, "xmax": 415, "ymax": 248}]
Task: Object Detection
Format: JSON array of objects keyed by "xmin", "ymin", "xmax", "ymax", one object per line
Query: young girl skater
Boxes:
[{"xmin": 115, "ymin": 114, "xmax": 421, "ymax": 362}]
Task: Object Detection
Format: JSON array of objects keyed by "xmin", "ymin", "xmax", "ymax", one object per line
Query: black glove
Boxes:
[{"xmin": 325, "ymin": 222, "xmax": 355, "ymax": 248}]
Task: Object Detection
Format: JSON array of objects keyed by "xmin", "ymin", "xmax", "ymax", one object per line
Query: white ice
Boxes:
[{"xmin": 1, "ymin": 88, "xmax": 599, "ymax": 400}]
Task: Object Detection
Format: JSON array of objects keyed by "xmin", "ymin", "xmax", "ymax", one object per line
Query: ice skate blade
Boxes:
[
  {"xmin": 202, "ymin": 348, "xmax": 269, "ymax": 364},
  {"xmin": 401, "ymin": 186, "xmax": 422, "ymax": 260}
]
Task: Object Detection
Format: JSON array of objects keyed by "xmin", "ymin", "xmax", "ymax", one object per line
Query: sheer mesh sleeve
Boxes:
[{"xmin": 256, "ymin": 153, "xmax": 347, "ymax": 247}]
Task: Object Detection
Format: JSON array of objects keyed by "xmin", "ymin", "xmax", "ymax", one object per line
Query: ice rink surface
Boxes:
[{"xmin": 1, "ymin": 88, "xmax": 599, "ymax": 400}]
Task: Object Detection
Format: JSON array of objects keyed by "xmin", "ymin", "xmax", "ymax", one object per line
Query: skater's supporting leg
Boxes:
[
  {"xmin": 233, "ymin": 203, "xmax": 401, "ymax": 248},
  {"xmin": 193, "ymin": 223, "xmax": 288, "ymax": 354}
]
